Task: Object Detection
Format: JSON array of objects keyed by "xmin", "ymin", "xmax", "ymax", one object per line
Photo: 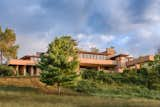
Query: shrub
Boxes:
[
  {"xmin": 81, "ymin": 69, "xmax": 99, "ymax": 80},
  {"xmin": 81, "ymin": 69, "xmax": 114, "ymax": 84},
  {"xmin": 74, "ymin": 80, "xmax": 98, "ymax": 94},
  {"xmin": 81, "ymin": 67, "xmax": 160, "ymax": 91},
  {"xmin": 137, "ymin": 68, "xmax": 149, "ymax": 77},
  {"xmin": 0, "ymin": 65, "xmax": 14, "ymax": 76}
]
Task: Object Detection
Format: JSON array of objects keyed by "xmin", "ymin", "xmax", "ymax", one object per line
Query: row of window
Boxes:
[
  {"xmin": 31, "ymin": 57, "xmax": 41, "ymax": 62},
  {"xmin": 79, "ymin": 54, "xmax": 108, "ymax": 60}
]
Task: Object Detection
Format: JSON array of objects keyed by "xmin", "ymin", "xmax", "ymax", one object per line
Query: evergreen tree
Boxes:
[
  {"xmin": 0, "ymin": 26, "xmax": 19, "ymax": 64},
  {"xmin": 38, "ymin": 36, "xmax": 79, "ymax": 95}
]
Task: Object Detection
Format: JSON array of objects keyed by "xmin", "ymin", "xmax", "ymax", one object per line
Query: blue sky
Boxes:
[{"xmin": 0, "ymin": 0, "xmax": 160, "ymax": 57}]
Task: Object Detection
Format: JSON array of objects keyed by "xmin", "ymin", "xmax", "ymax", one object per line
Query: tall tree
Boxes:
[
  {"xmin": 38, "ymin": 36, "xmax": 79, "ymax": 95},
  {"xmin": 0, "ymin": 27, "xmax": 19, "ymax": 64}
]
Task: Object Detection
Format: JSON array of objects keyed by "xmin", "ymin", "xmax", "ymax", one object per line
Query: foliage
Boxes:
[
  {"xmin": 81, "ymin": 69, "xmax": 99, "ymax": 80},
  {"xmin": 0, "ymin": 65, "xmax": 14, "ymax": 76},
  {"xmin": 74, "ymin": 80, "xmax": 98, "ymax": 94},
  {"xmin": 82, "ymin": 69, "xmax": 115, "ymax": 84},
  {"xmin": 81, "ymin": 56, "xmax": 160, "ymax": 91},
  {"xmin": 148, "ymin": 54, "xmax": 160, "ymax": 74},
  {"xmin": 0, "ymin": 26, "xmax": 19, "ymax": 64},
  {"xmin": 38, "ymin": 36, "xmax": 79, "ymax": 95}
]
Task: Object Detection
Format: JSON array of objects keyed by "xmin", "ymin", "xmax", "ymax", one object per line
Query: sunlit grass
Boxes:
[{"xmin": 0, "ymin": 86, "xmax": 160, "ymax": 107}]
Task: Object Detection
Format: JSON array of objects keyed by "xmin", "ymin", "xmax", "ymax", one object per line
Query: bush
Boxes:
[
  {"xmin": 81, "ymin": 67, "xmax": 160, "ymax": 91},
  {"xmin": 0, "ymin": 65, "xmax": 14, "ymax": 77},
  {"xmin": 74, "ymin": 80, "xmax": 98, "ymax": 94},
  {"xmin": 81, "ymin": 69, "xmax": 99, "ymax": 80},
  {"xmin": 137, "ymin": 68, "xmax": 149, "ymax": 77},
  {"xmin": 82, "ymin": 69, "xmax": 114, "ymax": 84}
]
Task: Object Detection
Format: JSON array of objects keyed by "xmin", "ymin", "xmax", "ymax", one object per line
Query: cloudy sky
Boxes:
[{"xmin": 0, "ymin": 0, "xmax": 160, "ymax": 57}]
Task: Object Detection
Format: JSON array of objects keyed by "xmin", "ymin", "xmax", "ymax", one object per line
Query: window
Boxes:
[{"xmin": 79, "ymin": 53, "xmax": 108, "ymax": 60}]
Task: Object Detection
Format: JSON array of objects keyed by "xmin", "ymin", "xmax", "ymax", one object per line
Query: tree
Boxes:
[
  {"xmin": 38, "ymin": 36, "xmax": 79, "ymax": 95},
  {"xmin": 0, "ymin": 26, "xmax": 19, "ymax": 64},
  {"xmin": 0, "ymin": 65, "xmax": 14, "ymax": 77},
  {"xmin": 146, "ymin": 54, "xmax": 160, "ymax": 74}
]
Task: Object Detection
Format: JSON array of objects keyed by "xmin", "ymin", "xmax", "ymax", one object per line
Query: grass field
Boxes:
[{"xmin": 0, "ymin": 86, "xmax": 160, "ymax": 107}]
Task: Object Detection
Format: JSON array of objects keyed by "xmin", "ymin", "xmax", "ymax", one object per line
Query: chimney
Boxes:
[{"xmin": 105, "ymin": 47, "xmax": 116, "ymax": 56}]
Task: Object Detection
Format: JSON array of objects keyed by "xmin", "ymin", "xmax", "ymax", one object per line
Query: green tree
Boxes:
[
  {"xmin": 38, "ymin": 36, "xmax": 79, "ymax": 95},
  {"xmin": 144, "ymin": 54, "xmax": 160, "ymax": 74},
  {"xmin": 0, "ymin": 27, "xmax": 19, "ymax": 64},
  {"xmin": 0, "ymin": 65, "xmax": 14, "ymax": 76}
]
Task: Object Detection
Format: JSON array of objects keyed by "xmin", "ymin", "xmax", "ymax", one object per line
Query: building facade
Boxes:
[
  {"xmin": 7, "ymin": 48, "xmax": 154, "ymax": 76},
  {"xmin": 8, "ymin": 55, "xmax": 41, "ymax": 76}
]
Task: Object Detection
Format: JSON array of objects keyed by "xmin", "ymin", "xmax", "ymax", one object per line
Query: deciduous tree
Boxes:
[{"xmin": 0, "ymin": 26, "xmax": 19, "ymax": 64}]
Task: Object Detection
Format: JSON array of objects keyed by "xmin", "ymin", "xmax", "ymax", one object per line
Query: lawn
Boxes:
[{"xmin": 0, "ymin": 86, "xmax": 160, "ymax": 107}]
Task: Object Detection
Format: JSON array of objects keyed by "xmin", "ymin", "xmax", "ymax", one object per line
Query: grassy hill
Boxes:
[
  {"xmin": 0, "ymin": 85, "xmax": 160, "ymax": 107},
  {"xmin": 0, "ymin": 75, "xmax": 160, "ymax": 107}
]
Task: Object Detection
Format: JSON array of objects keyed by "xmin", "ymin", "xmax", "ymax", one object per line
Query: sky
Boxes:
[{"xmin": 0, "ymin": 0, "xmax": 160, "ymax": 57}]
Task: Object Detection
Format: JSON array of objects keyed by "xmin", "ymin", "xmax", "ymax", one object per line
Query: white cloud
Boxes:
[
  {"xmin": 76, "ymin": 33, "xmax": 85, "ymax": 40},
  {"xmin": 1, "ymin": 0, "xmax": 160, "ymax": 56},
  {"xmin": 144, "ymin": 0, "xmax": 160, "ymax": 22},
  {"xmin": 16, "ymin": 32, "xmax": 50, "ymax": 57},
  {"xmin": 26, "ymin": 4, "xmax": 46, "ymax": 15},
  {"xmin": 100, "ymin": 35, "xmax": 115, "ymax": 43},
  {"xmin": 75, "ymin": 33, "xmax": 116, "ymax": 51}
]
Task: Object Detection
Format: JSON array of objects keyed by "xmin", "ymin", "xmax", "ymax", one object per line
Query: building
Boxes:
[
  {"xmin": 8, "ymin": 55, "xmax": 41, "ymax": 76},
  {"xmin": 7, "ymin": 48, "xmax": 154, "ymax": 76}
]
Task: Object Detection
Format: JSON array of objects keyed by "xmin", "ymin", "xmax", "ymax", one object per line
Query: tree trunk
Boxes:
[
  {"xmin": 57, "ymin": 83, "xmax": 61, "ymax": 96},
  {"xmin": 0, "ymin": 51, "xmax": 2, "ymax": 65}
]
